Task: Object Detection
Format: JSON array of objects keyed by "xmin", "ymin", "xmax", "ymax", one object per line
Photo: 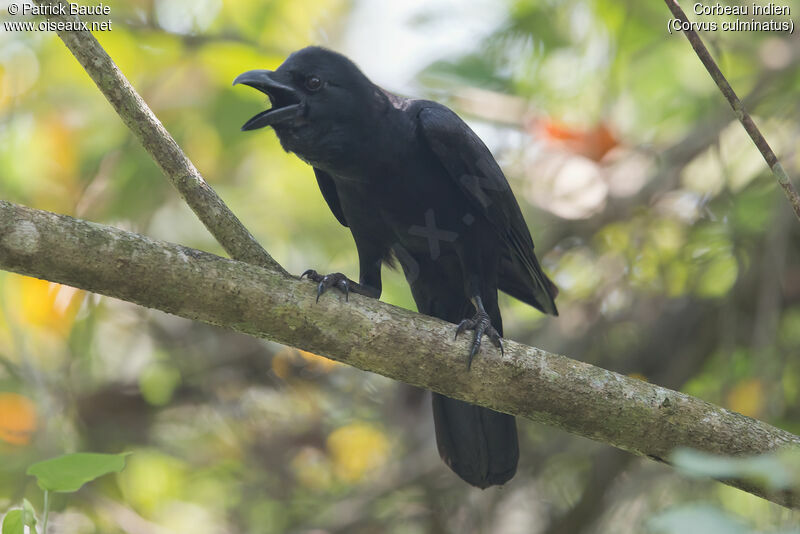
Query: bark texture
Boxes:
[{"xmin": 1, "ymin": 199, "xmax": 798, "ymax": 508}]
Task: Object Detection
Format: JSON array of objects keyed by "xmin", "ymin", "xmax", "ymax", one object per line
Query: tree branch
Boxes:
[
  {"xmin": 31, "ymin": 0, "xmax": 286, "ymax": 274},
  {"xmin": 664, "ymin": 0, "xmax": 800, "ymax": 222},
  {"xmin": 1, "ymin": 199, "xmax": 798, "ymax": 508},
  {"xmin": 11, "ymin": 0, "xmax": 800, "ymax": 509}
]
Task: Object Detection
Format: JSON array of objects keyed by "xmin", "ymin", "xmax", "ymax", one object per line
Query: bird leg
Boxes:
[
  {"xmin": 454, "ymin": 296, "xmax": 503, "ymax": 369},
  {"xmin": 300, "ymin": 269, "xmax": 379, "ymax": 302}
]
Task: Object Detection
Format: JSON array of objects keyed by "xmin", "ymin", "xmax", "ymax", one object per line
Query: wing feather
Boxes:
[
  {"xmin": 313, "ymin": 168, "xmax": 348, "ymax": 227},
  {"xmin": 416, "ymin": 103, "xmax": 558, "ymax": 315}
]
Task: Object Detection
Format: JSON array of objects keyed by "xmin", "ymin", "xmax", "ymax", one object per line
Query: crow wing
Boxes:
[
  {"xmin": 416, "ymin": 102, "xmax": 558, "ymax": 315},
  {"xmin": 313, "ymin": 168, "xmax": 348, "ymax": 227}
]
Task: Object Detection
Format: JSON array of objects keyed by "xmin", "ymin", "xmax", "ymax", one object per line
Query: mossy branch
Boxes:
[{"xmin": 1, "ymin": 199, "xmax": 798, "ymax": 508}]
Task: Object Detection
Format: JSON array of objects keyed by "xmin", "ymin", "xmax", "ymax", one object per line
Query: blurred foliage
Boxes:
[
  {"xmin": 0, "ymin": 394, "xmax": 36, "ymax": 446},
  {"xmin": 647, "ymin": 504, "xmax": 797, "ymax": 534},
  {"xmin": 3, "ymin": 453, "xmax": 129, "ymax": 533},
  {"xmin": 27, "ymin": 452, "xmax": 130, "ymax": 493},
  {"xmin": 1, "ymin": 498, "xmax": 37, "ymax": 534},
  {"xmin": 672, "ymin": 448, "xmax": 800, "ymax": 494},
  {"xmin": 1, "ymin": 0, "xmax": 800, "ymax": 532}
]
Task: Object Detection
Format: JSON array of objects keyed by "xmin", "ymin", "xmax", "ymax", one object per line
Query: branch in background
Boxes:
[
  {"xmin": 31, "ymin": 0, "xmax": 287, "ymax": 274},
  {"xmin": 1, "ymin": 199, "xmax": 798, "ymax": 508},
  {"xmin": 664, "ymin": 0, "xmax": 800, "ymax": 222}
]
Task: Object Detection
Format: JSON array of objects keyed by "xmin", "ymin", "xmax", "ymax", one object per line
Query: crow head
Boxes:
[{"xmin": 234, "ymin": 46, "xmax": 383, "ymax": 167}]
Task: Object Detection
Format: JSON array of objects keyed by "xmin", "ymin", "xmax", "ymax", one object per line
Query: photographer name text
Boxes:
[{"xmin": 5, "ymin": 2, "xmax": 113, "ymax": 32}]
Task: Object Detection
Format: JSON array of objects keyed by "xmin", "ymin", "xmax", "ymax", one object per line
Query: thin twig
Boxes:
[
  {"xmin": 32, "ymin": 0, "xmax": 287, "ymax": 274},
  {"xmin": 664, "ymin": 0, "xmax": 800, "ymax": 221}
]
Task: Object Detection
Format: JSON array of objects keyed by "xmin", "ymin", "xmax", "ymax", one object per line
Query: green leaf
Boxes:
[
  {"xmin": 671, "ymin": 448, "xmax": 796, "ymax": 490},
  {"xmin": 139, "ymin": 361, "xmax": 182, "ymax": 406},
  {"xmin": 2, "ymin": 510, "xmax": 23, "ymax": 534},
  {"xmin": 27, "ymin": 452, "xmax": 131, "ymax": 493},
  {"xmin": 21, "ymin": 500, "xmax": 37, "ymax": 534},
  {"xmin": 648, "ymin": 504, "xmax": 748, "ymax": 534}
]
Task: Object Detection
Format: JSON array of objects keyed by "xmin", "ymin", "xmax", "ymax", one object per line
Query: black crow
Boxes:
[{"xmin": 234, "ymin": 46, "xmax": 558, "ymax": 488}]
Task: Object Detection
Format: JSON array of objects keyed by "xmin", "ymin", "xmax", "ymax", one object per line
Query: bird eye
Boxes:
[{"xmin": 305, "ymin": 75, "xmax": 322, "ymax": 91}]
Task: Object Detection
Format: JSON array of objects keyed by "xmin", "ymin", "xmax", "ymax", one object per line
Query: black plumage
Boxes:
[{"xmin": 234, "ymin": 46, "xmax": 558, "ymax": 488}]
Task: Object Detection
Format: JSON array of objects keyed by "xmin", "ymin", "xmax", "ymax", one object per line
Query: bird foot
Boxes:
[
  {"xmin": 454, "ymin": 310, "xmax": 504, "ymax": 369},
  {"xmin": 300, "ymin": 269, "xmax": 357, "ymax": 302}
]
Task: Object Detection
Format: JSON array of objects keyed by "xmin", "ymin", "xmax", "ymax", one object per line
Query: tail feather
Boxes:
[
  {"xmin": 432, "ymin": 394, "xmax": 518, "ymax": 488},
  {"xmin": 410, "ymin": 288, "xmax": 518, "ymax": 488},
  {"xmin": 499, "ymin": 253, "xmax": 559, "ymax": 316}
]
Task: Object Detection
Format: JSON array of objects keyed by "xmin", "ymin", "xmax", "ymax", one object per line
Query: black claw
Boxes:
[
  {"xmin": 467, "ymin": 336, "xmax": 482, "ymax": 370},
  {"xmin": 316, "ymin": 280, "xmax": 326, "ymax": 303},
  {"xmin": 302, "ymin": 269, "xmax": 360, "ymax": 303},
  {"xmin": 454, "ymin": 310, "xmax": 504, "ymax": 368},
  {"xmin": 471, "ymin": 327, "xmax": 484, "ymax": 353},
  {"xmin": 338, "ymin": 279, "xmax": 350, "ymax": 301},
  {"xmin": 455, "ymin": 319, "xmax": 471, "ymax": 340}
]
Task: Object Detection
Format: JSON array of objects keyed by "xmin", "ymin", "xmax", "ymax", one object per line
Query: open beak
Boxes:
[{"xmin": 233, "ymin": 69, "xmax": 304, "ymax": 131}]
